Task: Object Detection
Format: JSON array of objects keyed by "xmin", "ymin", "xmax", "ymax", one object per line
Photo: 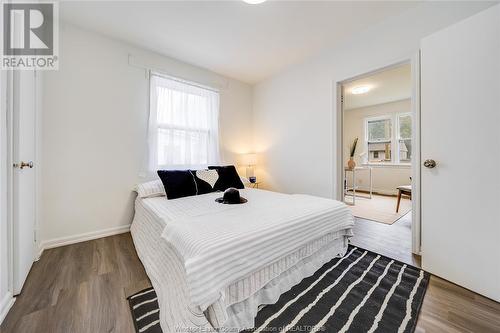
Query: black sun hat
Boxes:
[{"xmin": 215, "ymin": 188, "xmax": 247, "ymax": 204}]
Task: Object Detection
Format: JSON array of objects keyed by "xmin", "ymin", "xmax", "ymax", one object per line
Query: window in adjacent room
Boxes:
[
  {"xmin": 365, "ymin": 113, "xmax": 412, "ymax": 165},
  {"xmin": 148, "ymin": 74, "xmax": 220, "ymax": 170},
  {"xmin": 397, "ymin": 113, "xmax": 412, "ymax": 163},
  {"xmin": 366, "ymin": 116, "xmax": 392, "ymax": 163}
]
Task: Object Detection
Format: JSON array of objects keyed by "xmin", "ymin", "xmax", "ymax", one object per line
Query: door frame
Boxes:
[
  {"xmin": 334, "ymin": 53, "xmax": 422, "ymax": 254},
  {"xmin": 2, "ymin": 68, "xmax": 15, "ymax": 302}
]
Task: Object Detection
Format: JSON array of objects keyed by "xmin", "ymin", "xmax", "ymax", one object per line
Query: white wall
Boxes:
[
  {"xmin": 344, "ymin": 99, "xmax": 411, "ymax": 195},
  {"xmin": 253, "ymin": 2, "xmax": 493, "ymax": 198},
  {"xmin": 40, "ymin": 23, "xmax": 253, "ymax": 245}
]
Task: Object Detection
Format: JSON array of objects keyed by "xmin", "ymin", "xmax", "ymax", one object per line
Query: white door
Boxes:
[
  {"xmin": 12, "ymin": 69, "xmax": 37, "ymax": 295},
  {"xmin": 420, "ymin": 5, "xmax": 500, "ymax": 301}
]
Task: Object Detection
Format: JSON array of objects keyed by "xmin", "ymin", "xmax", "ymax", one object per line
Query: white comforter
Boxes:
[
  {"xmin": 161, "ymin": 189, "xmax": 354, "ymax": 311},
  {"xmin": 131, "ymin": 188, "xmax": 354, "ymax": 332}
]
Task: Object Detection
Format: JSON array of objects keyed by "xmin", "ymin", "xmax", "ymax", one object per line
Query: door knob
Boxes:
[
  {"xmin": 13, "ymin": 161, "xmax": 34, "ymax": 169},
  {"xmin": 423, "ymin": 159, "xmax": 437, "ymax": 168}
]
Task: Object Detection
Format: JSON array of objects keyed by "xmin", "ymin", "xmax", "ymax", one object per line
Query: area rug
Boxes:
[
  {"xmin": 127, "ymin": 288, "xmax": 161, "ymax": 333},
  {"xmin": 347, "ymin": 194, "xmax": 412, "ymax": 225},
  {"xmin": 128, "ymin": 245, "xmax": 429, "ymax": 333}
]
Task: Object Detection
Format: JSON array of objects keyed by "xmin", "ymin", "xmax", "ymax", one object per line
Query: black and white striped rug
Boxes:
[
  {"xmin": 127, "ymin": 288, "xmax": 161, "ymax": 333},
  {"xmin": 128, "ymin": 246, "xmax": 429, "ymax": 333}
]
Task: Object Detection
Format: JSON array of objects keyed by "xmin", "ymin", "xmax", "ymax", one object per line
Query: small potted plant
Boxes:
[{"xmin": 348, "ymin": 138, "xmax": 358, "ymax": 170}]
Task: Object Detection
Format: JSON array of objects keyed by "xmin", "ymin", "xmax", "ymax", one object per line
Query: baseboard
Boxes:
[
  {"xmin": 346, "ymin": 187, "xmax": 398, "ymax": 196},
  {"xmin": 38, "ymin": 224, "xmax": 131, "ymax": 258},
  {"xmin": 0, "ymin": 292, "xmax": 15, "ymax": 325}
]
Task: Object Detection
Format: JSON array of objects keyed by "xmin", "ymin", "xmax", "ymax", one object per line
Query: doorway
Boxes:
[{"xmin": 336, "ymin": 58, "xmax": 421, "ymax": 264}]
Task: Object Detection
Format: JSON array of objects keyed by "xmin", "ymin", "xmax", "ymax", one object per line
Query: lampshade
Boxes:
[{"xmin": 241, "ymin": 153, "xmax": 257, "ymax": 166}]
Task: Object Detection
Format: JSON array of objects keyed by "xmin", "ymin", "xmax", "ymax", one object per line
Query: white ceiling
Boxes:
[
  {"xmin": 59, "ymin": 1, "xmax": 418, "ymax": 84},
  {"xmin": 344, "ymin": 63, "xmax": 411, "ymax": 110}
]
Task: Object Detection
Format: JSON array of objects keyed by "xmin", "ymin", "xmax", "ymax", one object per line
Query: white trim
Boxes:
[
  {"xmin": 334, "ymin": 83, "xmax": 344, "ymax": 201},
  {"xmin": 361, "ymin": 163, "xmax": 411, "ymax": 169},
  {"xmin": 6, "ymin": 68, "xmax": 15, "ymax": 301},
  {"xmin": 1, "ymin": 68, "xmax": 16, "ymax": 326},
  {"xmin": 348, "ymin": 187, "xmax": 398, "ymax": 196},
  {"xmin": 37, "ymin": 225, "xmax": 131, "ymax": 258},
  {"xmin": 0, "ymin": 291, "xmax": 15, "ymax": 325},
  {"xmin": 410, "ymin": 51, "xmax": 422, "ymax": 255},
  {"xmin": 35, "ymin": 70, "xmax": 43, "ymax": 258}
]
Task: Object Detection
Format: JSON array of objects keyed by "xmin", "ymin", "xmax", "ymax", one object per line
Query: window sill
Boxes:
[{"xmin": 362, "ymin": 163, "xmax": 411, "ymax": 169}]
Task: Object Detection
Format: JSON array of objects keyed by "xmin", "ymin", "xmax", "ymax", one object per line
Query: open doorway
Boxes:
[{"xmin": 339, "ymin": 61, "xmax": 420, "ymax": 266}]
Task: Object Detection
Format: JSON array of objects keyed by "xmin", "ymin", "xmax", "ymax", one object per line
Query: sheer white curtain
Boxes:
[{"xmin": 148, "ymin": 74, "xmax": 220, "ymax": 171}]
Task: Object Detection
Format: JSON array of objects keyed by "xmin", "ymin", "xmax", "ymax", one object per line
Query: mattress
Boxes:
[{"xmin": 131, "ymin": 188, "xmax": 354, "ymax": 332}]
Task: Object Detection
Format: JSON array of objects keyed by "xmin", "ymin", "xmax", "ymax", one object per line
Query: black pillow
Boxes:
[
  {"xmin": 208, "ymin": 165, "xmax": 244, "ymax": 191},
  {"xmin": 157, "ymin": 170, "xmax": 197, "ymax": 199}
]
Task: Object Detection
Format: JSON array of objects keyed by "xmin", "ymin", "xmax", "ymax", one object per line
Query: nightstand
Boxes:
[{"xmin": 246, "ymin": 182, "xmax": 262, "ymax": 189}]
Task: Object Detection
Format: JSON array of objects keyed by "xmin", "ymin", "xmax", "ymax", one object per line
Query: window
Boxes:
[
  {"xmin": 398, "ymin": 114, "xmax": 412, "ymax": 163},
  {"xmin": 148, "ymin": 74, "xmax": 220, "ymax": 170},
  {"xmin": 366, "ymin": 116, "xmax": 392, "ymax": 163},
  {"xmin": 364, "ymin": 113, "xmax": 412, "ymax": 165}
]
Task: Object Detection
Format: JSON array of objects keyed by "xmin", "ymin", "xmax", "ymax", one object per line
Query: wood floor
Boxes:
[
  {"xmin": 352, "ymin": 212, "xmax": 420, "ymax": 267},
  {"xmin": 2, "ymin": 220, "xmax": 500, "ymax": 333},
  {"xmin": 0, "ymin": 233, "xmax": 152, "ymax": 333}
]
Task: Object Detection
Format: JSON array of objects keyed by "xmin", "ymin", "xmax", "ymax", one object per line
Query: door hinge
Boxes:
[{"xmin": 34, "ymin": 230, "xmax": 37, "ymax": 242}]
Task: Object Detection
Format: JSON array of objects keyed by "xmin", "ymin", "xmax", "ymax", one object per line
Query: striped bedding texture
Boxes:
[
  {"xmin": 134, "ymin": 179, "xmax": 166, "ymax": 198},
  {"xmin": 161, "ymin": 192, "xmax": 354, "ymax": 310},
  {"xmin": 130, "ymin": 189, "xmax": 354, "ymax": 332}
]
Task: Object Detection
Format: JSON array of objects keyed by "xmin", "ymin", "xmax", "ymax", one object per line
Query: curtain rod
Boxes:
[
  {"xmin": 150, "ymin": 71, "xmax": 220, "ymax": 93},
  {"xmin": 128, "ymin": 54, "xmax": 224, "ymax": 93}
]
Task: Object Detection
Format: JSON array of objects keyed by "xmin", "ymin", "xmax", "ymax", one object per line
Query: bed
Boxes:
[{"xmin": 130, "ymin": 188, "xmax": 354, "ymax": 333}]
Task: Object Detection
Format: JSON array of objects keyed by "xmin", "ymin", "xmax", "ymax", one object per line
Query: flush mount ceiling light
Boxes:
[
  {"xmin": 243, "ymin": 0, "xmax": 267, "ymax": 4},
  {"xmin": 351, "ymin": 85, "xmax": 371, "ymax": 95}
]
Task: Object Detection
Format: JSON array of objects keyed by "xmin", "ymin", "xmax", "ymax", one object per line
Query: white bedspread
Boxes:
[
  {"xmin": 131, "ymin": 188, "xmax": 354, "ymax": 332},
  {"xmin": 161, "ymin": 190, "xmax": 354, "ymax": 311}
]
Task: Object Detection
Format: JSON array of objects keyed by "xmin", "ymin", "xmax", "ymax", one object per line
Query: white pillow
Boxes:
[{"xmin": 135, "ymin": 180, "xmax": 166, "ymax": 198}]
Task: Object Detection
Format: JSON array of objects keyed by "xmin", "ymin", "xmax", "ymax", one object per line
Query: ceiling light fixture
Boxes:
[
  {"xmin": 242, "ymin": 0, "xmax": 267, "ymax": 4},
  {"xmin": 351, "ymin": 85, "xmax": 371, "ymax": 95}
]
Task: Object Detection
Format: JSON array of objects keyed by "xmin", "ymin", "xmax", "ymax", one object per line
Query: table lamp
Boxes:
[{"xmin": 241, "ymin": 153, "xmax": 257, "ymax": 182}]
